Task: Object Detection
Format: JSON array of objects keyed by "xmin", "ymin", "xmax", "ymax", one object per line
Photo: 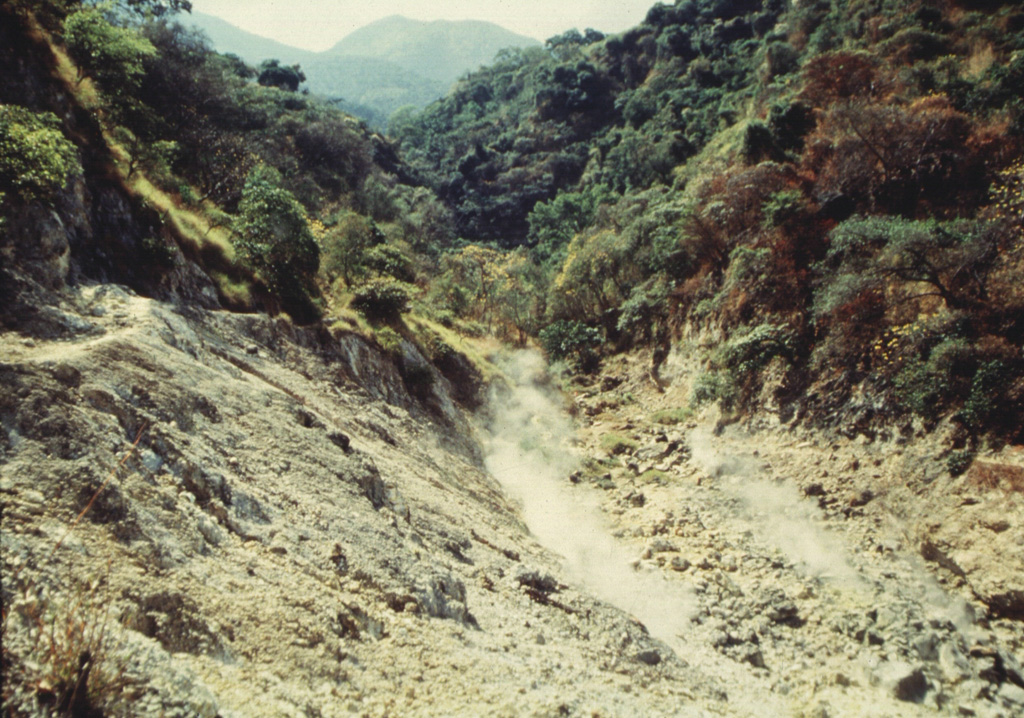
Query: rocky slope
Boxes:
[
  {"xmin": 3, "ymin": 283, "xmax": 1022, "ymax": 717},
  {"xmin": 1, "ymin": 285, "xmax": 720, "ymax": 717},
  {"xmin": 560, "ymin": 346, "xmax": 1024, "ymax": 717}
]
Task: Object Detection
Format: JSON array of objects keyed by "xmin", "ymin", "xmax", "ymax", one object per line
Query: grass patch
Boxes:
[
  {"xmin": 638, "ymin": 469, "xmax": 669, "ymax": 484},
  {"xmin": 650, "ymin": 407, "xmax": 693, "ymax": 426},
  {"xmin": 405, "ymin": 314, "xmax": 502, "ymax": 384},
  {"xmin": 209, "ymin": 271, "xmax": 252, "ymax": 307},
  {"xmin": 599, "ymin": 432, "xmax": 639, "ymax": 456}
]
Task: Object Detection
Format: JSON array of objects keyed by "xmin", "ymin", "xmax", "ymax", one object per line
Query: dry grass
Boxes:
[
  {"xmin": 964, "ymin": 42, "xmax": 996, "ymax": 80},
  {"xmin": 406, "ymin": 314, "xmax": 503, "ymax": 383},
  {"xmin": 968, "ymin": 461, "xmax": 1024, "ymax": 494},
  {"xmin": 1, "ymin": 430, "xmax": 145, "ymax": 715}
]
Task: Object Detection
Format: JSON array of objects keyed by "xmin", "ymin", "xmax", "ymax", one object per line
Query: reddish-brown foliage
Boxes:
[
  {"xmin": 801, "ymin": 96, "xmax": 983, "ymax": 215},
  {"xmin": 799, "ymin": 51, "xmax": 881, "ymax": 107}
]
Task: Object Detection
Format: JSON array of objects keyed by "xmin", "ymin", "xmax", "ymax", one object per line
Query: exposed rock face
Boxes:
[{"xmin": 1, "ymin": 287, "xmax": 717, "ymax": 717}]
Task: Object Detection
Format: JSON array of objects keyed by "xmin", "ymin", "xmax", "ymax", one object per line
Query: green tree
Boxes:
[
  {"xmin": 527, "ymin": 185, "xmax": 610, "ymax": 269},
  {"xmin": 815, "ymin": 216, "xmax": 1003, "ymax": 318},
  {"xmin": 233, "ymin": 164, "xmax": 320, "ymax": 315},
  {"xmin": 0, "ymin": 105, "xmax": 81, "ymax": 204},
  {"xmin": 257, "ymin": 59, "xmax": 306, "ymax": 92},
  {"xmin": 64, "ymin": 5, "xmax": 157, "ymax": 94}
]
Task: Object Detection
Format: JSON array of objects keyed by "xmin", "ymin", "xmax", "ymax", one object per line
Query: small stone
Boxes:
[
  {"xmin": 939, "ymin": 642, "xmax": 971, "ymax": 683},
  {"xmin": 892, "ymin": 664, "xmax": 928, "ymax": 702},
  {"xmin": 635, "ymin": 649, "xmax": 661, "ymax": 666},
  {"xmin": 670, "ymin": 556, "xmax": 691, "ymax": 572},
  {"xmin": 742, "ymin": 647, "xmax": 766, "ymax": 669},
  {"xmin": 245, "ymin": 344, "xmax": 259, "ymax": 355},
  {"xmin": 647, "ymin": 539, "xmax": 677, "ymax": 554},
  {"xmin": 914, "ymin": 632, "xmax": 939, "ymax": 662}
]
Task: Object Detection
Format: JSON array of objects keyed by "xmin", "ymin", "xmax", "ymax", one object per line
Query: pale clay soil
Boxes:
[{"xmin": 1, "ymin": 285, "xmax": 1022, "ymax": 717}]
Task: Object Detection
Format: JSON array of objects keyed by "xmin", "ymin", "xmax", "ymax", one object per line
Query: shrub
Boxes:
[
  {"xmin": 538, "ymin": 320, "xmax": 602, "ymax": 368},
  {"xmin": 616, "ymin": 279, "xmax": 670, "ymax": 337},
  {"xmin": 0, "ymin": 105, "xmax": 81, "ymax": 203},
  {"xmin": 815, "ymin": 216, "xmax": 1002, "ymax": 318},
  {"xmin": 761, "ymin": 189, "xmax": 806, "ymax": 229},
  {"xmin": 64, "ymin": 5, "xmax": 157, "ymax": 94},
  {"xmin": 373, "ymin": 326, "xmax": 403, "ymax": 354},
  {"xmin": 233, "ymin": 164, "xmax": 320, "ymax": 314},
  {"xmin": 350, "ymin": 279, "xmax": 412, "ymax": 320},
  {"xmin": 946, "ymin": 449, "xmax": 975, "ymax": 477},
  {"xmin": 2, "ymin": 584, "xmax": 130, "ymax": 717},
  {"xmin": 716, "ymin": 322, "xmax": 796, "ymax": 376},
  {"xmin": 691, "ymin": 370, "xmax": 739, "ymax": 409},
  {"xmin": 364, "ymin": 243, "xmax": 416, "ymax": 283}
]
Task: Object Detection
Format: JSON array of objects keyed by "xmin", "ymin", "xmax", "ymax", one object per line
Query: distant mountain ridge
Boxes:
[
  {"xmin": 186, "ymin": 12, "xmax": 540, "ymax": 127},
  {"xmin": 326, "ymin": 14, "xmax": 541, "ymax": 84}
]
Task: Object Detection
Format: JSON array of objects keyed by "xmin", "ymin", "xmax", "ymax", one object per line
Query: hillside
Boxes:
[
  {"xmin": 186, "ymin": 12, "xmax": 539, "ymax": 127},
  {"xmin": 326, "ymin": 15, "xmax": 542, "ymax": 84},
  {"xmin": 394, "ymin": 0, "xmax": 1024, "ymax": 448},
  {"xmin": 186, "ymin": 11, "xmax": 316, "ymax": 65},
  {"xmin": 2, "ymin": 1, "xmax": 1024, "ymax": 716}
]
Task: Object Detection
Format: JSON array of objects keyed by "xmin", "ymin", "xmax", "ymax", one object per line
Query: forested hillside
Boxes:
[
  {"xmin": 2, "ymin": 0, "xmax": 1022, "ymax": 452},
  {"xmin": 393, "ymin": 0, "xmax": 1024, "ymax": 452}
]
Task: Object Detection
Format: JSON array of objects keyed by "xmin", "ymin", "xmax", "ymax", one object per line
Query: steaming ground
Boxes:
[
  {"xmin": 482, "ymin": 351, "xmax": 696, "ymax": 645},
  {"xmin": 481, "ymin": 349, "xmax": 1024, "ymax": 717}
]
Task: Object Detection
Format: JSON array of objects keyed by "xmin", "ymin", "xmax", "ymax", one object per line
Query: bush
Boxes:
[
  {"xmin": 373, "ymin": 326, "xmax": 403, "ymax": 354},
  {"xmin": 364, "ymin": 243, "xmax": 416, "ymax": 282},
  {"xmin": 350, "ymin": 279, "xmax": 412, "ymax": 320},
  {"xmin": 716, "ymin": 322, "xmax": 796, "ymax": 376},
  {"xmin": 233, "ymin": 164, "xmax": 320, "ymax": 314},
  {"xmin": 538, "ymin": 320, "xmax": 602, "ymax": 368},
  {"xmin": 64, "ymin": 6, "xmax": 157, "ymax": 94},
  {"xmin": 946, "ymin": 448, "xmax": 975, "ymax": 477},
  {"xmin": 616, "ymin": 279, "xmax": 670, "ymax": 336},
  {"xmin": 0, "ymin": 105, "xmax": 81, "ymax": 203},
  {"xmin": 691, "ymin": 370, "xmax": 739, "ymax": 409}
]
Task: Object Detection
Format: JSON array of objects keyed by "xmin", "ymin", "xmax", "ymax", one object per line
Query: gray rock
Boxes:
[
  {"xmin": 998, "ymin": 682, "xmax": 1024, "ymax": 708},
  {"xmin": 414, "ymin": 572, "xmax": 473, "ymax": 625},
  {"xmin": 515, "ymin": 568, "xmax": 559, "ymax": 593},
  {"xmin": 670, "ymin": 556, "xmax": 691, "ymax": 572},
  {"xmin": 914, "ymin": 631, "xmax": 940, "ymax": 662},
  {"xmin": 877, "ymin": 661, "xmax": 929, "ymax": 702},
  {"xmin": 635, "ymin": 649, "xmax": 662, "ymax": 666},
  {"xmin": 939, "ymin": 641, "xmax": 972, "ymax": 683}
]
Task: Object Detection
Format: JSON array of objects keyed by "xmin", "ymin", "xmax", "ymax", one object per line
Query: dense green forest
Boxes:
[{"xmin": 2, "ymin": 0, "xmax": 1023, "ymax": 453}]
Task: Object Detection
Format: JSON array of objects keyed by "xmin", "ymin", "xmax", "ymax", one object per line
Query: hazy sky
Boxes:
[{"xmin": 192, "ymin": 1, "xmax": 659, "ymax": 50}]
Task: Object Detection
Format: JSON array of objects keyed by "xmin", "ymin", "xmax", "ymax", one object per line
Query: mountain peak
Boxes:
[{"xmin": 326, "ymin": 16, "xmax": 540, "ymax": 83}]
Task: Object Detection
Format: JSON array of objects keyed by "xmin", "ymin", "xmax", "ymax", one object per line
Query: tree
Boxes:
[
  {"xmin": 815, "ymin": 216, "xmax": 1003, "ymax": 318},
  {"xmin": 527, "ymin": 185, "xmax": 610, "ymax": 268},
  {"xmin": 0, "ymin": 105, "xmax": 81, "ymax": 204},
  {"xmin": 64, "ymin": 5, "xmax": 157, "ymax": 94},
  {"xmin": 257, "ymin": 59, "xmax": 306, "ymax": 92},
  {"xmin": 233, "ymin": 165, "xmax": 319, "ymax": 314}
]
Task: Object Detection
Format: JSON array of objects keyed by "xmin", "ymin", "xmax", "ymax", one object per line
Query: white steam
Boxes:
[
  {"xmin": 689, "ymin": 427, "xmax": 865, "ymax": 588},
  {"xmin": 482, "ymin": 351, "xmax": 694, "ymax": 645}
]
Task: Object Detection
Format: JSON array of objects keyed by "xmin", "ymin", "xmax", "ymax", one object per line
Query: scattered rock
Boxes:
[{"xmin": 635, "ymin": 649, "xmax": 662, "ymax": 666}]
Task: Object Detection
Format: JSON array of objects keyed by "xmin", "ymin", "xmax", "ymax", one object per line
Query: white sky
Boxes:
[{"xmin": 191, "ymin": 0, "xmax": 659, "ymax": 50}]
